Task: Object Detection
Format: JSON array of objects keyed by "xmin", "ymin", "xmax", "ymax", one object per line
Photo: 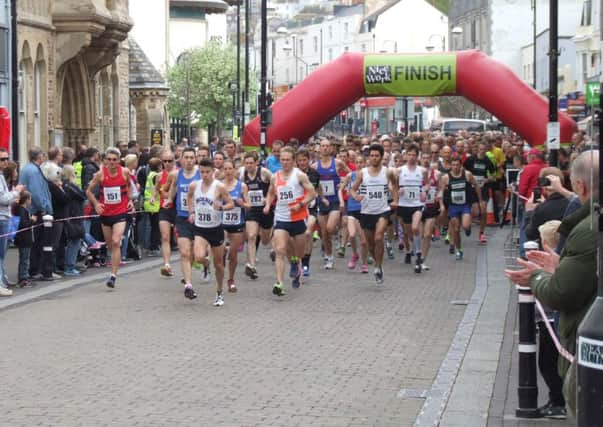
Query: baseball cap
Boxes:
[{"xmin": 379, "ymin": 134, "xmax": 391, "ymax": 142}]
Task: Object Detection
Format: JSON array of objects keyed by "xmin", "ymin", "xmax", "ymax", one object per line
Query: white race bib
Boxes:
[
  {"xmin": 475, "ymin": 175, "xmax": 485, "ymax": 186},
  {"xmin": 403, "ymin": 186, "xmax": 420, "ymax": 202},
  {"xmin": 366, "ymin": 185, "xmax": 385, "ymax": 202},
  {"xmin": 180, "ymin": 191, "xmax": 189, "ymax": 211},
  {"xmin": 451, "ymin": 190, "xmax": 466, "ymax": 205},
  {"xmin": 195, "ymin": 207, "xmax": 214, "ymax": 226},
  {"xmin": 278, "ymin": 185, "xmax": 295, "ymax": 206},
  {"xmin": 248, "ymin": 190, "xmax": 264, "ymax": 207},
  {"xmin": 320, "ymin": 180, "xmax": 335, "ymax": 197},
  {"xmin": 223, "ymin": 207, "xmax": 242, "ymax": 225},
  {"xmin": 103, "ymin": 186, "xmax": 122, "ymax": 205}
]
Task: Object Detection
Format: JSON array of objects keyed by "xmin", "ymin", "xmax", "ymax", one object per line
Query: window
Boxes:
[
  {"xmin": 582, "ymin": 53, "xmax": 588, "ymax": 83},
  {"xmin": 33, "ymin": 64, "xmax": 41, "ymax": 146},
  {"xmin": 313, "ymin": 36, "xmax": 318, "ymax": 53},
  {"xmin": 329, "ymin": 26, "xmax": 333, "ymax": 40},
  {"xmin": 328, "ymin": 48, "xmax": 333, "ymax": 61},
  {"xmin": 286, "ymin": 68, "xmax": 290, "ymax": 84},
  {"xmin": 471, "ymin": 20, "xmax": 477, "ymax": 48},
  {"xmin": 0, "ymin": 30, "xmax": 7, "ymax": 74},
  {"xmin": 169, "ymin": 6, "xmax": 205, "ymax": 19},
  {"xmin": 581, "ymin": 0, "xmax": 592, "ymax": 26},
  {"xmin": 299, "ymin": 38, "xmax": 303, "ymax": 55},
  {"xmin": 18, "ymin": 67, "xmax": 26, "ymax": 156},
  {"xmin": 344, "ymin": 22, "xmax": 349, "ymax": 35},
  {"xmin": 300, "ymin": 66, "xmax": 304, "ymax": 80}
]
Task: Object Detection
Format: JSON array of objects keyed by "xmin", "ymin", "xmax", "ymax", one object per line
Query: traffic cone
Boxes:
[{"xmin": 486, "ymin": 189, "xmax": 497, "ymax": 226}]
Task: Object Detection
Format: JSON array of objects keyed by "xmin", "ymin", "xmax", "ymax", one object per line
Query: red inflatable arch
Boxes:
[{"xmin": 243, "ymin": 50, "xmax": 576, "ymax": 149}]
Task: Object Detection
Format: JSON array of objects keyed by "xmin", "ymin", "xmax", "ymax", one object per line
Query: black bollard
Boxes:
[{"xmin": 515, "ymin": 241, "xmax": 539, "ymax": 418}]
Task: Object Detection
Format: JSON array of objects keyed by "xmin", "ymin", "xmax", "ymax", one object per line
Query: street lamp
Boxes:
[
  {"xmin": 380, "ymin": 39, "xmax": 398, "ymax": 53},
  {"xmin": 228, "ymin": 81, "xmax": 238, "ymax": 137},
  {"xmin": 426, "ymin": 34, "xmax": 446, "ymax": 52}
]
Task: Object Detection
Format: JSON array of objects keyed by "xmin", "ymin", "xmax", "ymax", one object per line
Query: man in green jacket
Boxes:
[{"xmin": 505, "ymin": 150, "xmax": 598, "ymax": 414}]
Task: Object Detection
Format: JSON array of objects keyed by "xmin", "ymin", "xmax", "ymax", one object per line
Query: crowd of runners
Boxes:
[{"xmin": 90, "ymin": 130, "xmax": 541, "ymax": 307}]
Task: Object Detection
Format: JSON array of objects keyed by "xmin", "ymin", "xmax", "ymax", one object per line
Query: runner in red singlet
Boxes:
[{"xmin": 86, "ymin": 147, "xmax": 133, "ymax": 289}]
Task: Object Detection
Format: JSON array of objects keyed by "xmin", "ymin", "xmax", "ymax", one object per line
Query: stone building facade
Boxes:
[{"xmin": 16, "ymin": 0, "xmax": 132, "ymax": 161}]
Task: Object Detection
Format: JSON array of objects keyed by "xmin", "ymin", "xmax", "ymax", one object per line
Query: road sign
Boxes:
[
  {"xmin": 547, "ymin": 122, "xmax": 560, "ymax": 150},
  {"xmin": 151, "ymin": 129, "xmax": 163, "ymax": 145},
  {"xmin": 586, "ymin": 82, "xmax": 600, "ymax": 107}
]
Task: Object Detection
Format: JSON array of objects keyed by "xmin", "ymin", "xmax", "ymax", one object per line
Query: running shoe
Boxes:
[
  {"xmin": 213, "ymin": 293, "xmax": 225, "ymax": 306},
  {"xmin": 444, "ymin": 232, "xmax": 450, "ymax": 245},
  {"xmin": 202, "ymin": 265, "xmax": 211, "ymax": 282},
  {"xmin": 465, "ymin": 227, "xmax": 472, "ymax": 237},
  {"xmin": 337, "ymin": 245, "xmax": 346, "ymax": 258},
  {"xmin": 245, "ymin": 264, "xmax": 258, "ymax": 280},
  {"xmin": 433, "ymin": 228, "xmax": 441, "ymax": 240},
  {"xmin": 18, "ymin": 279, "xmax": 34, "ymax": 288},
  {"xmin": 324, "ymin": 256, "xmax": 334, "ymax": 270},
  {"xmin": 312, "ymin": 231, "xmax": 320, "ymax": 241},
  {"xmin": 289, "ymin": 260, "xmax": 299, "ymax": 278},
  {"xmin": 184, "ymin": 284, "xmax": 197, "ymax": 300},
  {"xmin": 360, "ymin": 264, "xmax": 369, "ymax": 274},
  {"xmin": 479, "ymin": 232, "xmax": 487, "ymax": 243},
  {"xmin": 404, "ymin": 253, "xmax": 412, "ymax": 265},
  {"xmin": 421, "ymin": 264, "xmax": 430, "ymax": 271},
  {"xmin": 228, "ymin": 279, "xmax": 237, "ymax": 293},
  {"xmin": 455, "ymin": 250, "xmax": 464, "ymax": 261},
  {"xmin": 160, "ymin": 265, "xmax": 174, "ymax": 277},
  {"xmin": 192, "ymin": 261, "xmax": 202, "ymax": 270},
  {"xmin": 374, "ymin": 268, "xmax": 384, "ymax": 284},
  {"xmin": 106, "ymin": 275, "xmax": 116, "ymax": 289},
  {"xmin": 449, "ymin": 244, "xmax": 455, "ymax": 254},
  {"xmin": 386, "ymin": 241, "xmax": 394, "ymax": 260},
  {"xmin": 269, "ymin": 250, "xmax": 276, "ymax": 262},
  {"xmin": 414, "ymin": 258, "xmax": 422, "ymax": 274},
  {"xmin": 398, "ymin": 241, "xmax": 405, "ymax": 251},
  {"xmin": 291, "ymin": 261, "xmax": 302, "ymax": 289},
  {"xmin": 303, "ymin": 265, "xmax": 310, "ymax": 277},
  {"xmin": 348, "ymin": 253, "xmax": 359, "ymax": 270},
  {"xmin": 367, "ymin": 256, "xmax": 374, "ymax": 265},
  {"xmin": 272, "ymin": 282, "xmax": 286, "ymax": 296}
]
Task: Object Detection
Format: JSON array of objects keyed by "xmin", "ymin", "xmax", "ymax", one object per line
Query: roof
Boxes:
[
  {"xmin": 361, "ymin": 0, "xmax": 448, "ymax": 32},
  {"xmin": 128, "ymin": 38, "xmax": 168, "ymax": 90}
]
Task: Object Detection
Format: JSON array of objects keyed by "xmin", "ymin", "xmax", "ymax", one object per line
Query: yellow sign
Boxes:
[
  {"xmin": 151, "ymin": 129, "xmax": 163, "ymax": 145},
  {"xmin": 364, "ymin": 54, "xmax": 457, "ymax": 96}
]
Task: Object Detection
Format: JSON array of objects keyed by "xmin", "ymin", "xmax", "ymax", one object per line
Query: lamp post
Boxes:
[
  {"xmin": 259, "ymin": 0, "xmax": 268, "ymax": 155},
  {"xmin": 236, "ymin": 0, "xmax": 241, "ymax": 133},
  {"xmin": 426, "ymin": 34, "xmax": 446, "ymax": 52},
  {"xmin": 228, "ymin": 81, "xmax": 238, "ymax": 138},
  {"xmin": 244, "ymin": 0, "xmax": 250, "ymax": 129}
]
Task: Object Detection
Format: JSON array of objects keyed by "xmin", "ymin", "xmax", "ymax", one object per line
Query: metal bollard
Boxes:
[{"xmin": 515, "ymin": 241, "xmax": 539, "ymax": 418}]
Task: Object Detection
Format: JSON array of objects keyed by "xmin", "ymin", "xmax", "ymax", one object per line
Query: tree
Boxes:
[{"xmin": 166, "ymin": 40, "xmax": 257, "ymax": 137}]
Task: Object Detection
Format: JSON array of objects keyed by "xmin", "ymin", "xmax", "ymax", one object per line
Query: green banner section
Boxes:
[
  {"xmin": 586, "ymin": 81, "xmax": 600, "ymax": 107},
  {"xmin": 363, "ymin": 54, "xmax": 457, "ymax": 96}
]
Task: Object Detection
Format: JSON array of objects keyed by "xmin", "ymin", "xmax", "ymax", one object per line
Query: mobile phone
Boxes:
[
  {"xmin": 538, "ymin": 177, "xmax": 551, "ymax": 187},
  {"xmin": 533, "ymin": 187, "xmax": 542, "ymax": 201}
]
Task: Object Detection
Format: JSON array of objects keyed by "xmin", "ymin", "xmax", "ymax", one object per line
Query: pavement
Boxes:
[{"xmin": 0, "ymin": 228, "xmax": 577, "ymax": 426}]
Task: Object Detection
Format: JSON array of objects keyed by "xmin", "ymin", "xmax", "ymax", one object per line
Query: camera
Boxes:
[
  {"xmin": 533, "ymin": 187, "xmax": 542, "ymax": 201},
  {"xmin": 538, "ymin": 177, "xmax": 551, "ymax": 187}
]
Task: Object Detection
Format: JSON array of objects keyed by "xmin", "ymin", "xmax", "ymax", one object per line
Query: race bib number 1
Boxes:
[{"xmin": 321, "ymin": 180, "xmax": 335, "ymax": 197}]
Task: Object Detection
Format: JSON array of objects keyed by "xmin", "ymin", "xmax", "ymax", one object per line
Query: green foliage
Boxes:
[
  {"xmin": 427, "ymin": 0, "xmax": 449, "ymax": 14},
  {"xmin": 166, "ymin": 40, "xmax": 257, "ymax": 133}
]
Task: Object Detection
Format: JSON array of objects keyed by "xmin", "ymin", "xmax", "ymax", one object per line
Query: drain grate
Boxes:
[{"xmin": 397, "ymin": 388, "xmax": 428, "ymax": 399}]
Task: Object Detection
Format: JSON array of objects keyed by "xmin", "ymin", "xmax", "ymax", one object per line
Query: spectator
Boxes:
[
  {"xmin": 62, "ymin": 165, "xmax": 86, "ymax": 276},
  {"xmin": 42, "ymin": 161, "xmax": 68, "ymax": 276},
  {"xmin": 524, "ymin": 167, "xmax": 569, "ymax": 242},
  {"xmin": 81, "ymin": 147, "xmax": 100, "ymax": 191},
  {"xmin": 14, "ymin": 191, "xmax": 34, "ymax": 287},
  {"xmin": 18, "ymin": 147, "xmax": 54, "ymax": 281},
  {"xmin": 142, "ymin": 157, "xmax": 161, "ymax": 255},
  {"xmin": 62, "ymin": 147, "xmax": 75, "ymax": 166},
  {"xmin": 0, "ymin": 150, "xmax": 24, "ymax": 295},
  {"xmin": 518, "ymin": 148, "xmax": 547, "ymax": 256},
  {"xmin": 505, "ymin": 150, "xmax": 599, "ymax": 415}
]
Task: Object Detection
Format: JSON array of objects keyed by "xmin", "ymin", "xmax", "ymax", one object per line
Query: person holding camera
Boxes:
[{"xmin": 524, "ymin": 168, "xmax": 569, "ymax": 242}]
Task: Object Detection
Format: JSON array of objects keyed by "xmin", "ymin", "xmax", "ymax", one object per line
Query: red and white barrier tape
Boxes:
[
  {"xmin": 0, "ymin": 209, "xmax": 147, "ymax": 240},
  {"xmin": 534, "ymin": 298, "xmax": 575, "ymax": 363}
]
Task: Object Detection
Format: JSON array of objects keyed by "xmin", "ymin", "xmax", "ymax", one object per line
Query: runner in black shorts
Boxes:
[
  {"xmin": 188, "ymin": 159, "xmax": 234, "ymax": 306},
  {"xmin": 239, "ymin": 152, "xmax": 273, "ymax": 279},
  {"xmin": 155, "ymin": 149, "xmax": 177, "ymax": 277},
  {"xmin": 296, "ymin": 148, "xmax": 320, "ymax": 277}
]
